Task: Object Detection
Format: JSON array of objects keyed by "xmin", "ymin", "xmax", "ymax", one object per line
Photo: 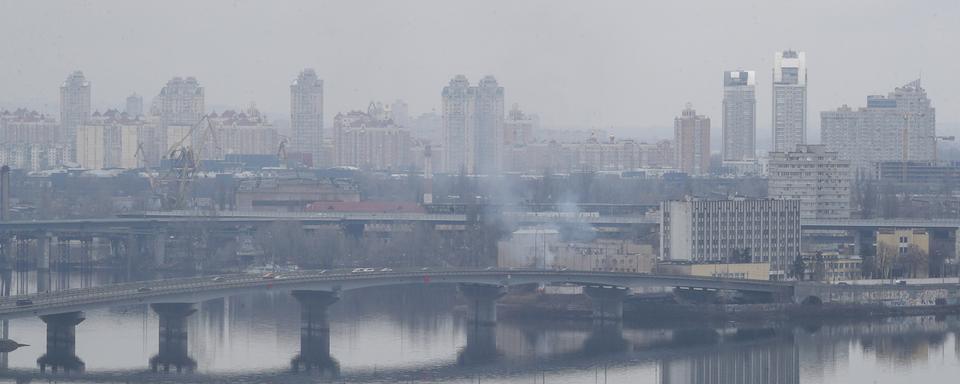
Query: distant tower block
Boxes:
[
  {"xmin": 422, "ymin": 144, "xmax": 433, "ymax": 204},
  {"xmin": 0, "ymin": 165, "xmax": 9, "ymax": 222}
]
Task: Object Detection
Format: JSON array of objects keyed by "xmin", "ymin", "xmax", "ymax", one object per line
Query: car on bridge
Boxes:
[{"xmin": 15, "ymin": 299, "xmax": 33, "ymax": 307}]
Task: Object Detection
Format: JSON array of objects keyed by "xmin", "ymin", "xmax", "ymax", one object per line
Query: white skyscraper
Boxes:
[
  {"xmin": 772, "ymin": 50, "xmax": 807, "ymax": 152},
  {"xmin": 60, "ymin": 70, "xmax": 91, "ymax": 156},
  {"xmin": 290, "ymin": 69, "xmax": 324, "ymax": 167},
  {"xmin": 441, "ymin": 75, "xmax": 504, "ymax": 174},
  {"xmin": 722, "ymin": 70, "xmax": 756, "ymax": 162}
]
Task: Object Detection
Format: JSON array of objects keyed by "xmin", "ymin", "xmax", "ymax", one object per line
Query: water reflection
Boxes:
[{"xmin": 0, "ymin": 270, "xmax": 959, "ymax": 383}]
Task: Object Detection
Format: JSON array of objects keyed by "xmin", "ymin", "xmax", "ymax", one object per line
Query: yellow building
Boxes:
[
  {"xmin": 658, "ymin": 262, "xmax": 771, "ymax": 280},
  {"xmin": 803, "ymin": 252, "xmax": 863, "ymax": 281},
  {"xmin": 876, "ymin": 228, "xmax": 929, "ymax": 278}
]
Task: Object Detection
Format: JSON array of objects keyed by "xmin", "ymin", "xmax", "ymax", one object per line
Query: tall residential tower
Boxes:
[
  {"xmin": 60, "ymin": 71, "xmax": 91, "ymax": 155},
  {"xmin": 674, "ymin": 104, "xmax": 711, "ymax": 175},
  {"xmin": 722, "ymin": 70, "xmax": 756, "ymax": 162},
  {"xmin": 772, "ymin": 50, "xmax": 807, "ymax": 152},
  {"xmin": 290, "ymin": 69, "xmax": 324, "ymax": 167},
  {"xmin": 441, "ymin": 75, "xmax": 504, "ymax": 174},
  {"xmin": 154, "ymin": 77, "xmax": 205, "ymax": 157}
]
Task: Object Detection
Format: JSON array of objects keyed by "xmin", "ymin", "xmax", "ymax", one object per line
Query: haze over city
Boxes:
[
  {"xmin": 1, "ymin": 0, "xmax": 958, "ymax": 145},
  {"xmin": 4, "ymin": 2, "xmax": 960, "ymax": 383}
]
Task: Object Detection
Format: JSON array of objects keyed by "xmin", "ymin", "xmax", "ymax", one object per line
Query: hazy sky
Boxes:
[{"xmin": 1, "ymin": 0, "xmax": 957, "ymax": 146}]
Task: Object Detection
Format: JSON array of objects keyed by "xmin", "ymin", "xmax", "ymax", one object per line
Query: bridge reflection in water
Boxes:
[{"xmin": 1, "ymin": 271, "xmax": 959, "ymax": 382}]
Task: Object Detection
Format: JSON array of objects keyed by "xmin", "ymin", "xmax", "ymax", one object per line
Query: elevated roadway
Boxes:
[{"xmin": 4, "ymin": 212, "xmax": 960, "ymax": 235}]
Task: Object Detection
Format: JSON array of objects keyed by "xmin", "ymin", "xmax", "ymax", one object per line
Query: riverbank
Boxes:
[{"xmin": 495, "ymin": 292, "xmax": 960, "ymax": 324}]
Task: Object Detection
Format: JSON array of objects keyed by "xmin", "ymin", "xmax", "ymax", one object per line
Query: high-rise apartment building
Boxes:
[
  {"xmin": 155, "ymin": 77, "xmax": 204, "ymax": 127},
  {"xmin": 333, "ymin": 104, "xmax": 412, "ymax": 170},
  {"xmin": 0, "ymin": 109, "xmax": 69, "ymax": 171},
  {"xmin": 820, "ymin": 80, "xmax": 935, "ymax": 173},
  {"xmin": 504, "ymin": 104, "xmax": 536, "ymax": 146},
  {"xmin": 290, "ymin": 69, "xmax": 324, "ymax": 167},
  {"xmin": 207, "ymin": 106, "xmax": 278, "ymax": 160},
  {"xmin": 722, "ymin": 70, "xmax": 756, "ymax": 162},
  {"xmin": 76, "ymin": 109, "xmax": 150, "ymax": 169},
  {"xmin": 772, "ymin": 50, "xmax": 807, "ymax": 152},
  {"xmin": 125, "ymin": 93, "xmax": 143, "ymax": 117},
  {"xmin": 661, "ymin": 198, "xmax": 801, "ymax": 280},
  {"xmin": 673, "ymin": 104, "xmax": 710, "ymax": 175},
  {"xmin": 154, "ymin": 77, "xmax": 205, "ymax": 156},
  {"xmin": 0, "ymin": 109, "xmax": 62, "ymax": 146},
  {"xmin": 441, "ymin": 75, "xmax": 504, "ymax": 174},
  {"xmin": 574, "ymin": 136, "xmax": 642, "ymax": 171},
  {"xmin": 60, "ymin": 71, "xmax": 91, "ymax": 155},
  {"xmin": 767, "ymin": 144, "xmax": 851, "ymax": 219}
]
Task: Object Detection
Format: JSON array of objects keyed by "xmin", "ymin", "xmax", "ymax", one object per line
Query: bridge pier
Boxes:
[
  {"xmin": 55, "ymin": 239, "xmax": 70, "ymax": 270},
  {"xmin": 0, "ymin": 235, "xmax": 10, "ymax": 270},
  {"xmin": 458, "ymin": 283, "xmax": 506, "ymax": 325},
  {"xmin": 36, "ymin": 268, "xmax": 49, "ymax": 294},
  {"xmin": 15, "ymin": 237, "xmax": 29, "ymax": 271},
  {"xmin": 290, "ymin": 290, "xmax": 340, "ymax": 377},
  {"xmin": 583, "ymin": 285, "xmax": 629, "ymax": 324},
  {"xmin": 456, "ymin": 284, "xmax": 505, "ymax": 366},
  {"xmin": 149, "ymin": 303, "xmax": 197, "ymax": 373},
  {"xmin": 78, "ymin": 238, "xmax": 92, "ymax": 271},
  {"xmin": 36, "ymin": 234, "xmax": 52, "ymax": 271},
  {"xmin": 153, "ymin": 232, "xmax": 166, "ymax": 267},
  {"xmin": 37, "ymin": 311, "xmax": 85, "ymax": 373}
]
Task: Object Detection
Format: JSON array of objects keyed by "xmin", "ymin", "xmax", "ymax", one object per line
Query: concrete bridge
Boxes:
[
  {"xmin": 0, "ymin": 269, "xmax": 789, "ymax": 319},
  {"xmin": 0, "ymin": 269, "xmax": 790, "ymax": 374}
]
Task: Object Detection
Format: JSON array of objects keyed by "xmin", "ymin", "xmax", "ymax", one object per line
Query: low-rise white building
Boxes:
[{"xmin": 497, "ymin": 228, "xmax": 561, "ymax": 268}]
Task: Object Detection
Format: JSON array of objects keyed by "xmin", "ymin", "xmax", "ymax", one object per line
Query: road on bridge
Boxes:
[{"xmin": 0, "ymin": 268, "xmax": 790, "ymax": 319}]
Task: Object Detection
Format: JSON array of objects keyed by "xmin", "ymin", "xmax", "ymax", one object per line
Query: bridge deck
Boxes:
[{"xmin": 0, "ymin": 269, "xmax": 790, "ymax": 319}]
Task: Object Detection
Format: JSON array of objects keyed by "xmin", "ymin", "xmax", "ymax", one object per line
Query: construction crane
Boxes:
[
  {"xmin": 134, "ymin": 142, "xmax": 160, "ymax": 191},
  {"xmin": 156, "ymin": 116, "xmax": 220, "ymax": 210}
]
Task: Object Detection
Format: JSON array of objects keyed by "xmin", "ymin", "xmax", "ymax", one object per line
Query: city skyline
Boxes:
[
  {"xmin": 1, "ymin": 1, "xmax": 957, "ymax": 144},
  {"xmin": 1, "ymin": 3, "xmax": 959, "ymax": 382}
]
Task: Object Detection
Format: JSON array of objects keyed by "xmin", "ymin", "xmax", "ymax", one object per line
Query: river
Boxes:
[{"xmin": 0, "ymin": 270, "xmax": 959, "ymax": 383}]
